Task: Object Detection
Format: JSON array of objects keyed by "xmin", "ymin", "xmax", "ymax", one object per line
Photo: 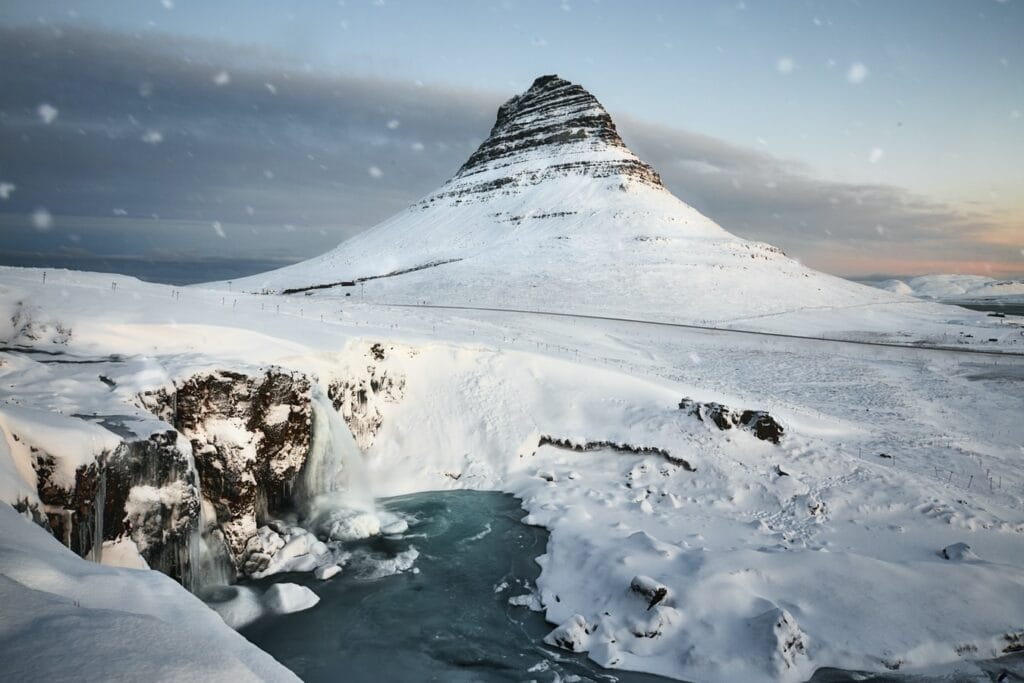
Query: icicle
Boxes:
[{"xmin": 92, "ymin": 469, "xmax": 106, "ymax": 564}]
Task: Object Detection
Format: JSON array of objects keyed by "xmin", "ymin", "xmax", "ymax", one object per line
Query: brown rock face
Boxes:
[{"xmin": 140, "ymin": 368, "xmax": 313, "ymax": 567}]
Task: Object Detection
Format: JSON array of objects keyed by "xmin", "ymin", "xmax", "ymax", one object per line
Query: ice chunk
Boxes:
[
  {"xmin": 264, "ymin": 583, "xmax": 319, "ymax": 615},
  {"xmin": 314, "ymin": 564, "xmax": 341, "ymax": 581},
  {"xmin": 320, "ymin": 509, "xmax": 381, "ymax": 541}
]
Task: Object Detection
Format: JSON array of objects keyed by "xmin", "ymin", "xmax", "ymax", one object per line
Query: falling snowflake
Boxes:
[
  {"xmin": 874, "ymin": 224, "xmax": 886, "ymax": 236},
  {"xmin": 368, "ymin": 166, "xmax": 383, "ymax": 178},
  {"xmin": 212, "ymin": 70, "xmax": 231, "ymax": 86},
  {"xmin": 411, "ymin": 142, "xmax": 425, "ymax": 152},
  {"xmin": 0, "ymin": 182, "xmax": 15, "ymax": 200},
  {"xmin": 868, "ymin": 148, "xmax": 884, "ymax": 163},
  {"xmin": 141, "ymin": 130, "xmax": 163, "ymax": 145},
  {"xmin": 161, "ymin": 0, "xmax": 174, "ymax": 8},
  {"xmin": 386, "ymin": 119, "xmax": 400, "ymax": 130},
  {"xmin": 846, "ymin": 62, "xmax": 869, "ymax": 84},
  {"xmin": 32, "ymin": 208, "xmax": 53, "ymax": 231},
  {"xmin": 776, "ymin": 57, "xmax": 795, "ymax": 75},
  {"xmin": 37, "ymin": 103, "xmax": 59, "ymax": 124},
  {"xmin": 265, "ymin": 83, "xmax": 277, "ymax": 95},
  {"xmin": 212, "ymin": 221, "xmax": 226, "ymax": 238}
]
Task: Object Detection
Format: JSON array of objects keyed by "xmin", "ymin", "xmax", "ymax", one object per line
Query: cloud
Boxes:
[
  {"xmin": 0, "ymin": 25, "xmax": 1019, "ymax": 279},
  {"xmin": 618, "ymin": 118, "xmax": 1022, "ymax": 277}
]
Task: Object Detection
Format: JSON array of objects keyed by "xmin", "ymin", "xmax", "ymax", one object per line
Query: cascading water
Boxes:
[{"xmin": 297, "ymin": 388, "xmax": 376, "ymax": 517}]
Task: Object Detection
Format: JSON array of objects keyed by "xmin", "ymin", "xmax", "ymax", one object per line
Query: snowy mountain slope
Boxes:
[
  {"xmin": 228, "ymin": 75, "xmax": 961, "ymax": 336},
  {"xmin": 874, "ymin": 274, "xmax": 1024, "ymax": 303}
]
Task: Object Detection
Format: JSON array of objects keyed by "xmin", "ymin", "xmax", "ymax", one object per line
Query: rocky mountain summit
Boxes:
[{"xmin": 435, "ymin": 74, "xmax": 663, "ymax": 202}]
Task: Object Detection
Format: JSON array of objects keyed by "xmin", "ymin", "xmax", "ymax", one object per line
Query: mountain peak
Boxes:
[{"xmin": 430, "ymin": 74, "xmax": 662, "ymax": 203}]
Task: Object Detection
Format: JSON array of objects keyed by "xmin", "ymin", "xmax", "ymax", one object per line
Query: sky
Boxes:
[{"xmin": 0, "ymin": 0, "xmax": 1021, "ymax": 282}]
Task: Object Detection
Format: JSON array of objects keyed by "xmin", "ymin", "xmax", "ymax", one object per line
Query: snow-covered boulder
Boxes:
[
  {"xmin": 941, "ymin": 542, "xmax": 979, "ymax": 561},
  {"xmin": 544, "ymin": 613, "xmax": 595, "ymax": 653}
]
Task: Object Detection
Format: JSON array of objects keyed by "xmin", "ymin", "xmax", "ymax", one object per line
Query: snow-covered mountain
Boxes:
[
  {"xmin": 232, "ymin": 75, "xmax": 910, "ymax": 330},
  {"xmin": 874, "ymin": 274, "xmax": 1024, "ymax": 303}
]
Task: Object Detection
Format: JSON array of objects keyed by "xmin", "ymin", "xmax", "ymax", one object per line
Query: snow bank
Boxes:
[{"xmin": 0, "ymin": 502, "xmax": 297, "ymax": 682}]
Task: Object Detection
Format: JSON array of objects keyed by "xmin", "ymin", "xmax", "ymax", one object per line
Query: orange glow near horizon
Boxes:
[{"xmin": 816, "ymin": 255, "xmax": 1024, "ymax": 280}]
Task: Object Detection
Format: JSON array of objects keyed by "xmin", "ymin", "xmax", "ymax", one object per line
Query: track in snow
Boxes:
[{"xmin": 380, "ymin": 302, "xmax": 1024, "ymax": 358}]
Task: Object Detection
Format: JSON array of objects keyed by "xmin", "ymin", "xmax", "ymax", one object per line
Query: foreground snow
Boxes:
[
  {"xmin": 0, "ymin": 502, "xmax": 298, "ymax": 682},
  {"xmin": 2, "ymin": 266, "xmax": 1023, "ymax": 681}
]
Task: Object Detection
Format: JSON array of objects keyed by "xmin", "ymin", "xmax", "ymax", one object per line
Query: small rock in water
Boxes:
[
  {"xmin": 314, "ymin": 564, "xmax": 341, "ymax": 581},
  {"xmin": 321, "ymin": 509, "xmax": 382, "ymax": 541},
  {"xmin": 264, "ymin": 583, "xmax": 320, "ymax": 614}
]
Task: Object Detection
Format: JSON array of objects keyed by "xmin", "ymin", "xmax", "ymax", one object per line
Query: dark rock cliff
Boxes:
[
  {"xmin": 140, "ymin": 368, "xmax": 313, "ymax": 568},
  {"xmin": 425, "ymin": 74, "xmax": 663, "ymax": 204}
]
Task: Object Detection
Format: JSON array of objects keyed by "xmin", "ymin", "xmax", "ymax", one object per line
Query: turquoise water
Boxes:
[
  {"xmin": 240, "ymin": 490, "xmax": 1024, "ymax": 682},
  {"xmin": 241, "ymin": 490, "xmax": 670, "ymax": 682}
]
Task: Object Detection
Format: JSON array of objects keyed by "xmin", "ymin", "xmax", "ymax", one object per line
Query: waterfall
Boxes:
[
  {"xmin": 92, "ymin": 469, "xmax": 105, "ymax": 564},
  {"xmin": 188, "ymin": 473, "xmax": 236, "ymax": 593},
  {"xmin": 298, "ymin": 388, "xmax": 376, "ymax": 515}
]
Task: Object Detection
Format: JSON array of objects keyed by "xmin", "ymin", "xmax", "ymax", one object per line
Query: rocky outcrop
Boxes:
[
  {"xmin": 678, "ymin": 398, "xmax": 785, "ymax": 444},
  {"xmin": 140, "ymin": 368, "xmax": 313, "ymax": 567},
  {"xmin": 24, "ymin": 428, "xmax": 199, "ymax": 583},
  {"xmin": 748, "ymin": 607, "xmax": 808, "ymax": 674},
  {"xmin": 536, "ymin": 434, "xmax": 695, "ymax": 471},
  {"xmin": 424, "ymin": 74, "xmax": 663, "ymax": 205},
  {"xmin": 327, "ymin": 343, "xmax": 405, "ymax": 449}
]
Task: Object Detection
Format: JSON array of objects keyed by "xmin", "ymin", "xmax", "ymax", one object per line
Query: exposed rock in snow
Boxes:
[
  {"xmin": 327, "ymin": 343, "xmax": 405, "ymax": 449},
  {"xmin": 139, "ymin": 368, "xmax": 312, "ymax": 566},
  {"xmin": 629, "ymin": 574, "xmax": 672, "ymax": 610},
  {"xmin": 544, "ymin": 613, "xmax": 596, "ymax": 653},
  {"xmin": 748, "ymin": 607, "xmax": 809, "ymax": 677},
  {"xmin": 538, "ymin": 434, "xmax": 695, "ymax": 471},
  {"xmin": 678, "ymin": 397, "xmax": 785, "ymax": 444},
  {"xmin": 8, "ymin": 300, "xmax": 72, "ymax": 346},
  {"xmin": 941, "ymin": 542, "xmax": 979, "ymax": 561}
]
